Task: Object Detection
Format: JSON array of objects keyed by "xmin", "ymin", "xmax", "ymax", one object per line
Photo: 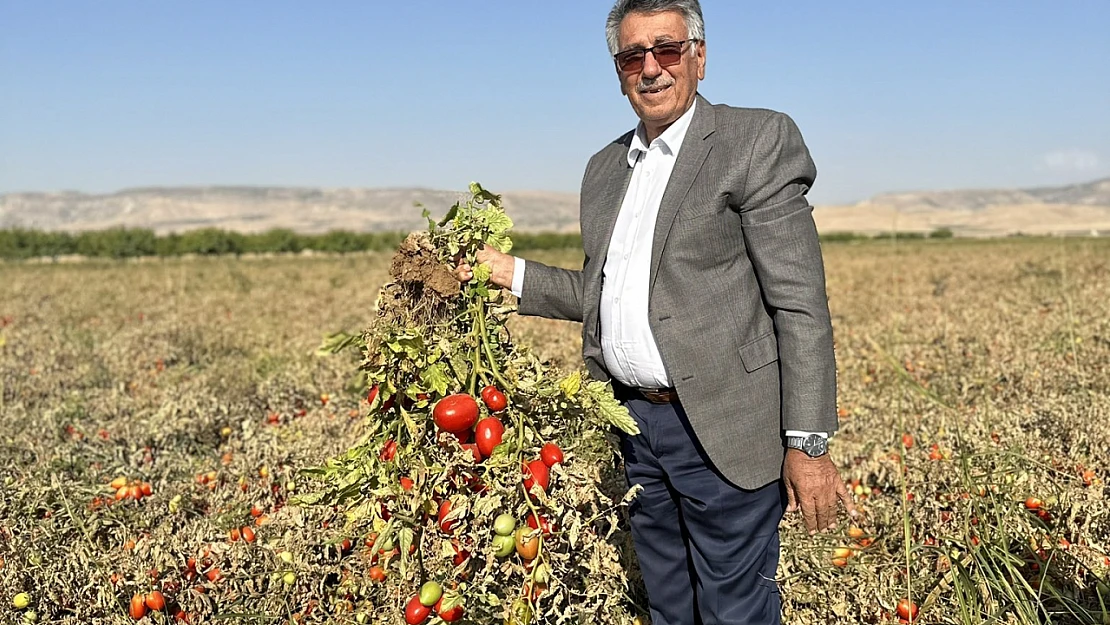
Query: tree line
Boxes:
[
  {"xmin": 0, "ymin": 227, "xmax": 958, "ymax": 261},
  {"xmin": 0, "ymin": 228, "xmax": 589, "ymax": 260}
]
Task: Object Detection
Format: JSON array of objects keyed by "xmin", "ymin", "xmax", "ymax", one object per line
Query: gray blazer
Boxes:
[{"xmin": 519, "ymin": 93, "xmax": 838, "ymax": 489}]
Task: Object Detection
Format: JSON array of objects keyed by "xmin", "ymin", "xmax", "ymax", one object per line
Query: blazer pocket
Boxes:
[{"xmin": 739, "ymin": 332, "xmax": 779, "ymax": 373}]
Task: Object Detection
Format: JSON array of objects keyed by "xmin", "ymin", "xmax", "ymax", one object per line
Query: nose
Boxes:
[{"xmin": 641, "ymin": 49, "xmax": 663, "ymax": 79}]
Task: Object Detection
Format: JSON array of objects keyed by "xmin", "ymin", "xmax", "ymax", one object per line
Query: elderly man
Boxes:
[{"xmin": 458, "ymin": 0, "xmax": 855, "ymax": 622}]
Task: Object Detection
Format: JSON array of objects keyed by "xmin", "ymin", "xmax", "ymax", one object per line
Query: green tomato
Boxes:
[
  {"xmin": 278, "ymin": 551, "xmax": 294, "ymax": 564},
  {"xmin": 418, "ymin": 581, "xmax": 443, "ymax": 607},
  {"xmin": 283, "ymin": 571, "xmax": 297, "ymax": 585},
  {"xmin": 493, "ymin": 513, "xmax": 516, "ymax": 536},
  {"xmin": 13, "ymin": 593, "xmax": 31, "ymax": 610},
  {"xmin": 23, "ymin": 610, "xmax": 38, "ymax": 623},
  {"xmin": 492, "ymin": 533, "xmax": 515, "ymax": 558}
]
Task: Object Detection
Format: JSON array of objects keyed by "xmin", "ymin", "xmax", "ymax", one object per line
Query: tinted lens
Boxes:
[
  {"xmin": 616, "ymin": 50, "xmax": 645, "ymax": 72},
  {"xmin": 652, "ymin": 42, "xmax": 685, "ymax": 65}
]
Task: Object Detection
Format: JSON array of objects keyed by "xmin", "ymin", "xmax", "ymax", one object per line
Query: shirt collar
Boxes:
[{"xmin": 627, "ymin": 98, "xmax": 698, "ymax": 167}]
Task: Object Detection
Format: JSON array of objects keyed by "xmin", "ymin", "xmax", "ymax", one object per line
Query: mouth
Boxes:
[{"xmin": 638, "ymin": 83, "xmax": 672, "ymax": 96}]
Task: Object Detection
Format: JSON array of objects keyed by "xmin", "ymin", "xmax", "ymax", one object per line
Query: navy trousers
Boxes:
[{"xmin": 619, "ymin": 396, "xmax": 786, "ymax": 625}]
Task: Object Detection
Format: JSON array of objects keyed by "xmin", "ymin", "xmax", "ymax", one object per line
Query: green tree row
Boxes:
[{"xmin": 0, "ymin": 227, "xmax": 958, "ymax": 261}]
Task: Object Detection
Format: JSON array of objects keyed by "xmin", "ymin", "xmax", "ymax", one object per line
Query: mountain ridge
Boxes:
[{"xmin": 2, "ymin": 177, "xmax": 1108, "ymax": 236}]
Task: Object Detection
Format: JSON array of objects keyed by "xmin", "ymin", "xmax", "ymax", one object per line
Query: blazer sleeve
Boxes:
[
  {"xmin": 737, "ymin": 112, "xmax": 839, "ymax": 435},
  {"xmin": 517, "ymin": 260, "xmax": 584, "ymax": 323}
]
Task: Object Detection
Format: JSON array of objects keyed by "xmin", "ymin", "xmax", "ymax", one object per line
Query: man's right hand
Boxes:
[{"xmin": 455, "ymin": 244, "xmax": 515, "ymax": 289}]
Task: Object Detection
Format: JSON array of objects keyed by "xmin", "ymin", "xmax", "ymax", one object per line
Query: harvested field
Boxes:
[{"xmin": 1, "ymin": 237, "xmax": 1108, "ymax": 624}]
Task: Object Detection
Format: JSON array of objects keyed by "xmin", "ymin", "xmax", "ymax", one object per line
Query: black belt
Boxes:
[{"xmin": 613, "ymin": 381, "xmax": 680, "ymax": 404}]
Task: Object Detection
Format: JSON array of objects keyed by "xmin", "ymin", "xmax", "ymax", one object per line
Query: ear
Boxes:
[
  {"xmin": 616, "ymin": 65, "xmax": 627, "ymax": 95},
  {"xmin": 696, "ymin": 40, "xmax": 706, "ymax": 80}
]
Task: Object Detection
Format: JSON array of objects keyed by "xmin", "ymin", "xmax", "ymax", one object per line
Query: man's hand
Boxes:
[
  {"xmin": 455, "ymin": 244, "xmax": 515, "ymax": 289},
  {"xmin": 783, "ymin": 448, "xmax": 857, "ymax": 534}
]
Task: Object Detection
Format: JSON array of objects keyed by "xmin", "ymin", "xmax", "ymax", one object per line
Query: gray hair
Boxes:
[{"xmin": 605, "ymin": 0, "xmax": 705, "ymax": 56}]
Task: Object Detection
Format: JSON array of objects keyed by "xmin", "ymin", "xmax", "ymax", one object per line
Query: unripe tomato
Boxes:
[
  {"xmin": 515, "ymin": 527, "xmax": 540, "ymax": 561},
  {"xmin": 435, "ymin": 596, "xmax": 464, "ymax": 622},
  {"xmin": 13, "ymin": 593, "xmax": 31, "ymax": 609},
  {"xmin": 433, "ymin": 395, "xmax": 479, "ymax": 433},
  {"xmin": 540, "ymin": 442, "xmax": 564, "ymax": 467},
  {"xmin": 419, "ymin": 581, "xmax": 443, "ymax": 607},
  {"xmin": 492, "ymin": 534, "xmax": 515, "ymax": 558},
  {"xmin": 404, "ymin": 595, "xmax": 432, "ymax": 624},
  {"xmin": 493, "ymin": 513, "xmax": 516, "ymax": 536},
  {"xmin": 896, "ymin": 598, "xmax": 918, "ymax": 622},
  {"xmin": 144, "ymin": 591, "xmax": 166, "ymax": 611},
  {"xmin": 129, "ymin": 593, "xmax": 147, "ymax": 620},
  {"xmin": 475, "ymin": 418, "xmax": 504, "ymax": 458},
  {"xmin": 480, "ymin": 385, "xmax": 508, "ymax": 413},
  {"xmin": 110, "ymin": 476, "xmax": 128, "ymax": 490},
  {"xmin": 523, "ymin": 460, "xmax": 549, "ymax": 493}
]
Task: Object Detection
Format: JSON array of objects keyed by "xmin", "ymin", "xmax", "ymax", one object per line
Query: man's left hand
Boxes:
[{"xmin": 783, "ymin": 449, "xmax": 857, "ymax": 534}]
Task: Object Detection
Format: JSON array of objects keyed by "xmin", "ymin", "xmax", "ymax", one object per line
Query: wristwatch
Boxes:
[{"xmin": 785, "ymin": 433, "xmax": 828, "ymax": 458}]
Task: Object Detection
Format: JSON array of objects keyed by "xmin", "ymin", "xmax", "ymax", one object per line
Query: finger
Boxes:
[
  {"xmin": 815, "ymin": 492, "xmax": 833, "ymax": 532},
  {"xmin": 836, "ymin": 479, "xmax": 858, "ymax": 518},
  {"xmin": 784, "ymin": 480, "xmax": 798, "ymax": 513},
  {"xmin": 801, "ymin": 496, "xmax": 818, "ymax": 534}
]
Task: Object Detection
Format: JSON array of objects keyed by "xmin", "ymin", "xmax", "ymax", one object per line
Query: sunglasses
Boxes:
[{"xmin": 613, "ymin": 39, "xmax": 697, "ymax": 73}]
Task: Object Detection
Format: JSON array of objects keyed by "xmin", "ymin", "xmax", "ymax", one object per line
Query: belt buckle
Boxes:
[{"xmin": 640, "ymin": 387, "xmax": 675, "ymax": 404}]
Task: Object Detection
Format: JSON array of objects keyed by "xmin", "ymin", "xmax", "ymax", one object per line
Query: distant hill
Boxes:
[
  {"xmin": 2, "ymin": 177, "xmax": 1109, "ymax": 237},
  {"xmin": 814, "ymin": 177, "xmax": 1110, "ymax": 236},
  {"xmin": 0, "ymin": 187, "xmax": 581, "ymax": 234}
]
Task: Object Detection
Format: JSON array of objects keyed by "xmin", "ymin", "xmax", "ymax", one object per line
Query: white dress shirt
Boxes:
[{"xmin": 510, "ymin": 102, "xmax": 825, "ymax": 439}]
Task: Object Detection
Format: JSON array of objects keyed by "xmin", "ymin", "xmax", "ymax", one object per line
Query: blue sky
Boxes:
[{"xmin": 1, "ymin": 1, "xmax": 1107, "ymax": 204}]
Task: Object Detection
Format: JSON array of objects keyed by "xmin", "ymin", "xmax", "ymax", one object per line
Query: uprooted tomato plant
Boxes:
[{"xmin": 303, "ymin": 182, "xmax": 646, "ymax": 625}]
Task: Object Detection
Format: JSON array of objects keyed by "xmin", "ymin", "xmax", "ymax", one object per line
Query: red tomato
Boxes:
[
  {"xmin": 435, "ymin": 596, "xmax": 465, "ymax": 622},
  {"xmin": 144, "ymin": 590, "xmax": 166, "ymax": 611},
  {"xmin": 462, "ymin": 443, "xmax": 483, "ymax": 463},
  {"xmin": 452, "ymin": 429, "xmax": 473, "ymax": 444},
  {"xmin": 438, "ymin": 500, "xmax": 458, "ymax": 533},
  {"xmin": 475, "ymin": 417, "xmax": 504, "ymax": 458},
  {"xmin": 140, "ymin": 482, "xmax": 153, "ymax": 496},
  {"xmin": 380, "ymin": 439, "xmax": 398, "ymax": 462},
  {"xmin": 540, "ymin": 442, "xmax": 564, "ymax": 467},
  {"xmin": 368, "ymin": 566, "xmax": 387, "ymax": 582},
  {"xmin": 526, "ymin": 512, "xmax": 556, "ymax": 535},
  {"xmin": 404, "ymin": 595, "xmax": 432, "ymax": 625},
  {"xmin": 901, "ymin": 433, "xmax": 914, "ymax": 449},
  {"xmin": 367, "ymin": 385, "xmax": 378, "ymax": 405},
  {"xmin": 523, "ymin": 460, "xmax": 549, "ymax": 493},
  {"xmin": 433, "ymin": 394, "xmax": 479, "ymax": 433},
  {"xmin": 228, "ymin": 528, "xmax": 240, "ymax": 542},
  {"xmin": 896, "ymin": 598, "xmax": 918, "ymax": 622},
  {"xmin": 480, "ymin": 385, "xmax": 508, "ymax": 413},
  {"xmin": 1024, "ymin": 497, "xmax": 1043, "ymax": 510},
  {"xmin": 451, "ymin": 544, "xmax": 470, "ymax": 566},
  {"xmin": 241, "ymin": 526, "xmax": 256, "ymax": 543},
  {"xmin": 129, "ymin": 593, "xmax": 147, "ymax": 620},
  {"xmin": 400, "ymin": 476, "xmax": 414, "ymax": 491}
]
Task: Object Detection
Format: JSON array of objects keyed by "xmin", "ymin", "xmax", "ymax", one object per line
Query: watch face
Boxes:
[{"xmin": 803, "ymin": 434, "xmax": 827, "ymax": 457}]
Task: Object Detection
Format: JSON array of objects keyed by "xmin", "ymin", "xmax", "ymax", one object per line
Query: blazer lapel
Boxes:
[
  {"xmin": 649, "ymin": 94, "xmax": 715, "ymax": 295},
  {"xmin": 589, "ymin": 138, "xmax": 635, "ymax": 279}
]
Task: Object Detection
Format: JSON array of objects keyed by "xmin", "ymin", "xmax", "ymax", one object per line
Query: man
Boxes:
[{"xmin": 457, "ymin": 0, "xmax": 855, "ymax": 622}]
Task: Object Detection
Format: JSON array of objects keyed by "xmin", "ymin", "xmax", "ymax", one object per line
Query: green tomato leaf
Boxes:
[
  {"xmin": 584, "ymin": 381, "xmax": 640, "ymax": 435},
  {"xmin": 420, "ymin": 363, "xmax": 451, "ymax": 397},
  {"xmin": 558, "ymin": 371, "xmax": 582, "ymax": 398},
  {"xmin": 472, "ymin": 262, "xmax": 492, "ymax": 284}
]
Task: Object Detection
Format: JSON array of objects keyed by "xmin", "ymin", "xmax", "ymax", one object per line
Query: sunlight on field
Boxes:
[{"xmin": 1, "ymin": 238, "xmax": 1108, "ymax": 624}]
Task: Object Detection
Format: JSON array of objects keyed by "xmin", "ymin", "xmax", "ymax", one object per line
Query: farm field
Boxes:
[{"xmin": 1, "ymin": 237, "xmax": 1109, "ymax": 624}]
